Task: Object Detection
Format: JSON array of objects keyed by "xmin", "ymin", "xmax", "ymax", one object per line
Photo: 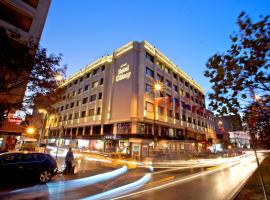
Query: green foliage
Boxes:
[{"xmin": 204, "ymin": 12, "xmax": 270, "ymax": 116}]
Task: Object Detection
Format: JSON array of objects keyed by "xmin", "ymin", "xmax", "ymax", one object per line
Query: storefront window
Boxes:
[{"xmin": 117, "ymin": 123, "xmax": 131, "ymax": 134}]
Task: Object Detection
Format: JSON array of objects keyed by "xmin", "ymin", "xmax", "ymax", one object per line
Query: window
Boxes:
[
  {"xmin": 98, "ymin": 93, "xmax": 102, "ymax": 99},
  {"xmin": 83, "ymin": 97, "xmax": 88, "ymax": 104},
  {"xmin": 186, "ymin": 92, "xmax": 190, "ymax": 98},
  {"xmin": 158, "ymin": 106, "xmax": 164, "ymax": 115},
  {"xmin": 175, "ymin": 112, "xmax": 180, "ymax": 119},
  {"xmin": 101, "ymin": 65, "xmax": 105, "ymax": 71},
  {"xmin": 145, "ymin": 102, "xmax": 154, "ymax": 112},
  {"xmin": 179, "ymin": 77, "xmax": 184, "ymax": 83},
  {"xmin": 74, "ymin": 79, "xmax": 78, "ymax": 85},
  {"xmin": 84, "ymin": 84, "xmax": 89, "ymax": 91},
  {"xmin": 63, "ymin": 115, "xmax": 67, "ymax": 121},
  {"xmin": 68, "ymin": 114, "xmax": 73, "ymax": 120},
  {"xmin": 97, "ymin": 107, "xmax": 101, "ymax": 115},
  {"xmin": 80, "ymin": 77, "xmax": 83, "ymax": 82},
  {"xmin": 191, "ymin": 96, "xmax": 194, "ymax": 102},
  {"xmin": 58, "ymin": 116, "xmax": 62, "ymax": 122},
  {"xmin": 188, "ymin": 117, "xmax": 192, "ymax": 123},
  {"xmin": 90, "ymin": 94, "xmax": 96, "ymax": 102},
  {"xmin": 193, "ymin": 119, "xmax": 197, "ymax": 124},
  {"xmin": 88, "ymin": 109, "xmax": 94, "ymax": 116},
  {"xmin": 81, "ymin": 111, "xmax": 86, "ymax": 118},
  {"xmin": 62, "ymin": 95, "xmax": 66, "ymax": 100},
  {"xmin": 93, "ymin": 68, "xmax": 99, "ymax": 75},
  {"xmin": 86, "ymin": 73, "xmax": 90, "ymax": 78},
  {"xmin": 76, "ymin": 100, "xmax": 81, "ymax": 106},
  {"xmin": 78, "ymin": 88, "xmax": 82, "ymax": 94},
  {"xmin": 173, "ymin": 73, "xmax": 177, "ymax": 79},
  {"xmin": 56, "ymin": 108, "xmax": 59, "ymax": 112},
  {"xmin": 145, "ymin": 84, "xmax": 152, "ymax": 93},
  {"xmin": 164, "ymin": 67, "xmax": 170, "ymax": 74},
  {"xmin": 61, "ymin": 106, "xmax": 64, "ymax": 111},
  {"xmin": 70, "ymin": 102, "xmax": 74, "ymax": 108},
  {"xmin": 157, "ymin": 74, "xmax": 163, "ymax": 82},
  {"xmin": 65, "ymin": 104, "xmax": 69, "ymax": 109},
  {"xmin": 92, "ymin": 81, "xmax": 98, "ymax": 88},
  {"xmin": 100, "ymin": 78, "xmax": 104, "ymax": 85},
  {"xmin": 179, "ymin": 89, "xmax": 184, "ymax": 96},
  {"xmin": 146, "ymin": 52, "xmax": 154, "ymax": 62},
  {"xmin": 168, "ymin": 110, "xmax": 173, "ymax": 117},
  {"xmin": 173, "ymin": 85, "xmax": 178, "ymax": 92},
  {"xmin": 185, "ymin": 81, "xmax": 189, "ymax": 87},
  {"xmin": 182, "ymin": 114, "xmax": 186, "ymax": 122},
  {"xmin": 165, "ymin": 80, "xmax": 172, "ymax": 87},
  {"xmin": 72, "ymin": 91, "xmax": 76, "ymax": 96},
  {"xmin": 146, "ymin": 67, "xmax": 154, "ymax": 78},
  {"xmin": 74, "ymin": 113, "xmax": 79, "ymax": 119}
]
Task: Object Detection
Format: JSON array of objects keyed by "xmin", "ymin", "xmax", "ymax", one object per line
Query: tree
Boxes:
[
  {"xmin": 243, "ymin": 102, "xmax": 270, "ymax": 148},
  {"xmin": 204, "ymin": 12, "xmax": 270, "ymax": 115},
  {"xmin": 0, "ymin": 26, "xmax": 66, "ymax": 121}
]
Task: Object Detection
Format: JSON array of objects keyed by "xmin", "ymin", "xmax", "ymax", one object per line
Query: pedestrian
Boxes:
[{"xmin": 65, "ymin": 147, "xmax": 74, "ymax": 174}]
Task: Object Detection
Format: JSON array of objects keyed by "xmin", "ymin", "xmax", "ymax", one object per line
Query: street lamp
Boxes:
[
  {"xmin": 26, "ymin": 126, "xmax": 35, "ymax": 135},
  {"xmin": 38, "ymin": 109, "xmax": 48, "ymax": 147},
  {"xmin": 153, "ymin": 83, "xmax": 162, "ymax": 141}
]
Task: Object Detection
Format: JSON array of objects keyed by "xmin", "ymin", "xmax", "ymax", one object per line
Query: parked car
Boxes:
[{"xmin": 0, "ymin": 152, "xmax": 58, "ymax": 183}]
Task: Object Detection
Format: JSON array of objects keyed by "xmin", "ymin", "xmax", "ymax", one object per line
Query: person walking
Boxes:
[{"xmin": 65, "ymin": 147, "xmax": 74, "ymax": 174}]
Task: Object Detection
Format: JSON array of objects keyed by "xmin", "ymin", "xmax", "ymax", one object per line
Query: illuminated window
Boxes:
[
  {"xmin": 145, "ymin": 102, "xmax": 154, "ymax": 112},
  {"xmin": 92, "ymin": 81, "xmax": 98, "ymax": 88},
  {"xmin": 88, "ymin": 109, "xmax": 94, "ymax": 116},
  {"xmin": 158, "ymin": 106, "xmax": 164, "ymax": 115}
]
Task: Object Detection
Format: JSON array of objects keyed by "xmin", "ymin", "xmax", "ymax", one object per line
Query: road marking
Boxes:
[{"xmin": 145, "ymin": 176, "xmax": 175, "ymax": 187}]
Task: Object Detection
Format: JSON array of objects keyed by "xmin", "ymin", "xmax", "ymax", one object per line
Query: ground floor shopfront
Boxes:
[
  {"xmin": 46, "ymin": 136, "xmax": 209, "ymax": 160},
  {"xmin": 46, "ymin": 120, "xmax": 214, "ymax": 159}
]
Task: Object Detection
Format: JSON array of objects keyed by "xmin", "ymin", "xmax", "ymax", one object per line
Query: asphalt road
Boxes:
[
  {"xmin": 113, "ymin": 153, "xmax": 264, "ymax": 200},
  {"xmin": 0, "ymin": 151, "xmax": 265, "ymax": 200}
]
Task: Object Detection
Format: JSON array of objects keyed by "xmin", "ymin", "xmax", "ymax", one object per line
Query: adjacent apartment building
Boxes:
[{"xmin": 45, "ymin": 41, "xmax": 216, "ymax": 159}]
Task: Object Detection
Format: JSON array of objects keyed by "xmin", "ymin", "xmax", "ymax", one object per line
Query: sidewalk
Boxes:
[{"xmin": 235, "ymin": 153, "xmax": 270, "ymax": 200}]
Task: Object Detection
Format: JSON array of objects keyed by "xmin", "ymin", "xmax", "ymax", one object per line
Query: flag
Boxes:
[
  {"xmin": 165, "ymin": 96, "xmax": 172, "ymax": 110},
  {"xmin": 174, "ymin": 98, "xmax": 180, "ymax": 112},
  {"xmin": 155, "ymin": 97, "xmax": 164, "ymax": 105}
]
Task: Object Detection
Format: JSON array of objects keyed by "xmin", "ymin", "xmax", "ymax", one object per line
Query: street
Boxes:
[{"xmin": 0, "ymin": 151, "xmax": 266, "ymax": 200}]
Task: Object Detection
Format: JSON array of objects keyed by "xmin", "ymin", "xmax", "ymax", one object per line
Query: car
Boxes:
[{"xmin": 0, "ymin": 152, "xmax": 58, "ymax": 183}]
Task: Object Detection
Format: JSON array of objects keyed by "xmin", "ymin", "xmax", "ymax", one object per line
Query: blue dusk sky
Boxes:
[{"xmin": 40, "ymin": 0, "xmax": 270, "ymax": 104}]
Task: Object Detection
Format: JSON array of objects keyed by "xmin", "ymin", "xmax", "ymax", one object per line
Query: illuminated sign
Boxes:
[{"xmin": 115, "ymin": 63, "xmax": 131, "ymax": 82}]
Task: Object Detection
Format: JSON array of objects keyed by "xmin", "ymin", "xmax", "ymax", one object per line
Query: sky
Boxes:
[{"xmin": 40, "ymin": 0, "xmax": 270, "ymax": 100}]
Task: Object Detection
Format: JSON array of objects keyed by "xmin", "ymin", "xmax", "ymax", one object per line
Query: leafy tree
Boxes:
[
  {"xmin": 0, "ymin": 26, "xmax": 66, "ymax": 121},
  {"xmin": 204, "ymin": 12, "xmax": 270, "ymax": 115},
  {"xmin": 243, "ymin": 102, "xmax": 270, "ymax": 148}
]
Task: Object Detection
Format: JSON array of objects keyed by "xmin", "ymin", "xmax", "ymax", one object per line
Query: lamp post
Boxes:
[
  {"xmin": 251, "ymin": 94, "xmax": 268, "ymax": 200},
  {"xmin": 153, "ymin": 83, "xmax": 162, "ymax": 139},
  {"xmin": 38, "ymin": 109, "xmax": 48, "ymax": 147}
]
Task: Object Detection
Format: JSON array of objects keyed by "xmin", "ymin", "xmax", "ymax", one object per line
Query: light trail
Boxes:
[
  {"xmin": 0, "ymin": 166, "xmax": 128, "ymax": 198},
  {"xmin": 112, "ymin": 154, "xmax": 265, "ymax": 200},
  {"xmin": 81, "ymin": 174, "xmax": 151, "ymax": 200}
]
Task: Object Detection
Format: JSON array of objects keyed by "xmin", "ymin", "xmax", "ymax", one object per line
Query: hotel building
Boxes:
[{"xmin": 45, "ymin": 41, "xmax": 216, "ymax": 159}]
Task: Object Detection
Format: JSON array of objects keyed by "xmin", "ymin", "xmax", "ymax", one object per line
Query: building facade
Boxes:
[
  {"xmin": 0, "ymin": 0, "xmax": 51, "ymax": 42},
  {"xmin": 45, "ymin": 41, "xmax": 216, "ymax": 159}
]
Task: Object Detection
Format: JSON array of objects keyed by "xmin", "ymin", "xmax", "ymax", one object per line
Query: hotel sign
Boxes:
[{"xmin": 115, "ymin": 63, "xmax": 131, "ymax": 82}]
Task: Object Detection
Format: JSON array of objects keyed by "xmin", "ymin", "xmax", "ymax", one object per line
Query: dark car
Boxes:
[{"xmin": 0, "ymin": 152, "xmax": 58, "ymax": 183}]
